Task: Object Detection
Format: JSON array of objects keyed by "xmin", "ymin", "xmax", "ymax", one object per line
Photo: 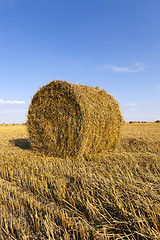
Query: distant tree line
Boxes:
[
  {"xmin": 129, "ymin": 120, "xmax": 160, "ymax": 124},
  {"xmin": 155, "ymin": 120, "xmax": 160, "ymax": 123},
  {"xmin": 129, "ymin": 121, "xmax": 147, "ymax": 124}
]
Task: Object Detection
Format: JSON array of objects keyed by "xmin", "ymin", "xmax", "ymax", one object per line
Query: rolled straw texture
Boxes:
[{"xmin": 27, "ymin": 80, "xmax": 124, "ymax": 158}]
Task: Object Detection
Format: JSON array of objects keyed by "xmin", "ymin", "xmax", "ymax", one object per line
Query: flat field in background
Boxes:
[{"xmin": 0, "ymin": 123, "xmax": 160, "ymax": 239}]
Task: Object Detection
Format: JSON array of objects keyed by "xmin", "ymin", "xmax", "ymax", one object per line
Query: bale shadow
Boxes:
[{"xmin": 10, "ymin": 138, "xmax": 31, "ymax": 150}]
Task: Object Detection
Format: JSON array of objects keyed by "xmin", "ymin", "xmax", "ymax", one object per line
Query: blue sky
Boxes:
[{"xmin": 0, "ymin": 0, "xmax": 160, "ymax": 123}]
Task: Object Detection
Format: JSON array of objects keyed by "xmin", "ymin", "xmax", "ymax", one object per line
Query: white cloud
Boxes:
[
  {"xmin": 130, "ymin": 108, "xmax": 139, "ymax": 112},
  {"xmin": 0, "ymin": 99, "xmax": 25, "ymax": 104},
  {"xmin": 0, "ymin": 111, "xmax": 8, "ymax": 114},
  {"xmin": 104, "ymin": 62, "xmax": 147, "ymax": 73},
  {"xmin": 124, "ymin": 103, "xmax": 137, "ymax": 106}
]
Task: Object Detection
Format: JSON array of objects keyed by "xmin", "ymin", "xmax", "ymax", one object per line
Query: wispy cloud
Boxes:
[
  {"xmin": 0, "ymin": 111, "xmax": 8, "ymax": 114},
  {"xmin": 103, "ymin": 62, "xmax": 147, "ymax": 73},
  {"xmin": 124, "ymin": 103, "xmax": 137, "ymax": 106},
  {"xmin": 157, "ymin": 86, "xmax": 160, "ymax": 89},
  {"xmin": 0, "ymin": 99, "xmax": 25, "ymax": 105},
  {"xmin": 130, "ymin": 108, "xmax": 139, "ymax": 112},
  {"xmin": 123, "ymin": 103, "xmax": 139, "ymax": 113}
]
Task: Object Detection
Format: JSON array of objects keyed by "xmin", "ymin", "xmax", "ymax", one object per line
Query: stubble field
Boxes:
[{"xmin": 0, "ymin": 123, "xmax": 159, "ymax": 239}]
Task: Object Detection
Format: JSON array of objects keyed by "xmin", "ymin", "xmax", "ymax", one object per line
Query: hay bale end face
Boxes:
[{"xmin": 27, "ymin": 80, "xmax": 124, "ymax": 158}]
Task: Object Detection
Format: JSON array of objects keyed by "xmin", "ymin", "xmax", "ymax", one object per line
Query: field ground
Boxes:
[{"xmin": 0, "ymin": 123, "xmax": 160, "ymax": 239}]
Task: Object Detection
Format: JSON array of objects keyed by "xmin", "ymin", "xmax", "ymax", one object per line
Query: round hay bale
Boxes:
[{"xmin": 27, "ymin": 80, "xmax": 124, "ymax": 158}]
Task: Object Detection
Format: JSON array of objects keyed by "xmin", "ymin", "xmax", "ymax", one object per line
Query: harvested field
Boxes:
[{"xmin": 0, "ymin": 123, "xmax": 160, "ymax": 239}]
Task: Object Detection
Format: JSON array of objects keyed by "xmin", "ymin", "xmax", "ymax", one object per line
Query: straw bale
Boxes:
[{"xmin": 27, "ymin": 80, "xmax": 124, "ymax": 158}]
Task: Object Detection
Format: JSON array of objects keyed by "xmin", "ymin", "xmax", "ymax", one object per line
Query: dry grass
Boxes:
[{"xmin": 0, "ymin": 123, "xmax": 160, "ymax": 239}]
